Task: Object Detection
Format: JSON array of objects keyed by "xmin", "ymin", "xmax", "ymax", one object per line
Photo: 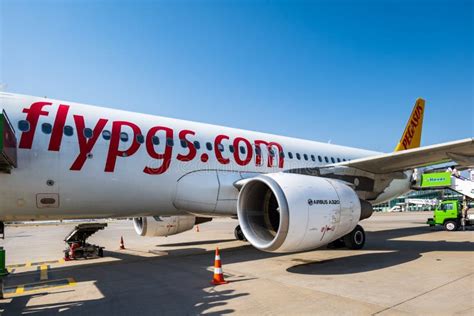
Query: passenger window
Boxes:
[
  {"xmin": 288, "ymin": 152, "xmax": 293, "ymax": 159},
  {"xmin": 331, "ymin": 157, "xmax": 335, "ymax": 163},
  {"xmin": 18, "ymin": 120, "xmax": 30, "ymax": 132},
  {"xmin": 42, "ymin": 123, "xmax": 52, "ymax": 134},
  {"xmin": 152, "ymin": 136, "xmax": 160, "ymax": 145},
  {"xmin": 166, "ymin": 138, "xmax": 174, "ymax": 147},
  {"xmin": 84, "ymin": 128, "xmax": 93, "ymax": 139},
  {"xmin": 269, "ymin": 149, "xmax": 275, "ymax": 157},
  {"xmin": 324, "ymin": 156, "xmax": 329, "ymax": 163},
  {"xmin": 240, "ymin": 146, "xmax": 246, "ymax": 154},
  {"xmin": 318, "ymin": 155, "xmax": 322, "ymax": 162},
  {"xmin": 218, "ymin": 143, "xmax": 224, "ymax": 152},
  {"xmin": 120, "ymin": 132, "xmax": 128, "ymax": 142},
  {"xmin": 337, "ymin": 158, "xmax": 341, "ymax": 162},
  {"xmin": 180, "ymin": 139, "xmax": 188, "ymax": 148},
  {"xmin": 296, "ymin": 153, "xmax": 301, "ymax": 160},
  {"xmin": 280, "ymin": 151, "xmax": 285, "ymax": 158},
  {"xmin": 102, "ymin": 130, "xmax": 111, "ymax": 140},
  {"xmin": 136, "ymin": 134, "xmax": 145, "ymax": 144},
  {"xmin": 229, "ymin": 145, "xmax": 234, "ymax": 153},
  {"xmin": 342, "ymin": 158, "xmax": 347, "ymax": 162},
  {"xmin": 303, "ymin": 154, "xmax": 308, "ymax": 161},
  {"xmin": 311, "ymin": 155, "xmax": 315, "ymax": 162},
  {"xmin": 206, "ymin": 142, "xmax": 213, "ymax": 150},
  {"xmin": 255, "ymin": 146, "xmax": 261, "ymax": 155},
  {"xmin": 64, "ymin": 125, "xmax": 74, "ymax": 136},
  {"xmin": 193, "ymin": 141, "xmax": 200, "ymax": 150}
]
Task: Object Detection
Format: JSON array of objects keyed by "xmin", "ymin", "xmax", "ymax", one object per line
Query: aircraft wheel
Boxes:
[
  {"xmin": 444, "ymin": 220, "xmax": 458, "ymax": 232},
  {"xmin": 343, "ymin": 225, "xmax": 366, "ymax": 250},
  {"xmin": 234, "ymin": 225, "xmax": 247, "ymax": 241},
  {"xmin": 327, "ymin": 238, "xmax": 345, "ymax": 249}
]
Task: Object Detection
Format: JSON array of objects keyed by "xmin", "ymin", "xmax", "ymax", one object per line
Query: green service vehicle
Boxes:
[{"xmin": 427, "ymin": 199, "xmax": 473, "ymax": 231}]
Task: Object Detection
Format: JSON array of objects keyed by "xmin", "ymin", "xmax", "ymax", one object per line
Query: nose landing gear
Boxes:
[{"xmin": 234, "ymin": 225, "xmax": 247, "ymax": 241}]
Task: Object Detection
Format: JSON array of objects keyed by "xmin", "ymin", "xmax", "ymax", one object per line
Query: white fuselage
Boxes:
[{"xmin": 0, "ymin": 93, "xmax": 409, "ymax": 221}]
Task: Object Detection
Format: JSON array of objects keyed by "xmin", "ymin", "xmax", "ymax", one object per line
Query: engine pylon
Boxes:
[{"xmin": 211, "ymin": 247, "xmax": 228, "ymax": 285}]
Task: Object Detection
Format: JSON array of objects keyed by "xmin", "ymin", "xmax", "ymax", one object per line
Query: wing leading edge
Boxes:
[{"xmin": 333, "ymin": 138, "xmax": 474, "ymax": 174}]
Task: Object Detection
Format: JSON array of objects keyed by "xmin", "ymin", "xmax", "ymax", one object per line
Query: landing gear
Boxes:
[
  {"xmin": 343, "ymin": 225, "xmax": 366, "ymax": 250},
  {"xmin": 328, "ymin": 225, "xmax": 366, "ymax": 250},
  {"xmin": 234, "ymin": 225, "xmax": 247, "ymax": 241}
]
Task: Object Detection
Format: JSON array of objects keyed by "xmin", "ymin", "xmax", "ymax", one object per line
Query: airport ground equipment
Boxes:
[
  {"xmin": 0, "ymin": 110, "xmax": 17, "ymax": 173},
  {"xmin": 0, "ymin": 247, "xmax": 8, "ymax": 276},
  {"xmin": 211, "ymin": 247, "xmax": 228, "ymax": 285},
  {"xmin": 413, "ymin": 171, "xmax": 474, "ymax": 198},
  {"xmin": 427, "ymin": 200, "xmax": 474, "ymax": 231},
  {"xmin": 64, "ymin": 223, "xmax": 107, "ymax": 260}
]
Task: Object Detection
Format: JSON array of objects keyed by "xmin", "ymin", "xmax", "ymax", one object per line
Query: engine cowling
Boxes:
[
  {"xmin": 237, "ymin": 173, "xmax": 365, "ymax": 253},
  {"xmin": 133, "ymin": 216, "xmax": 211, "ymax": 237}
]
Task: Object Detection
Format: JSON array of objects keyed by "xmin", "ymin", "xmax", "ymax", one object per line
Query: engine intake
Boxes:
[{"xmin": 237, "ymin": 173, "xmax": 363, "ymax": 253}]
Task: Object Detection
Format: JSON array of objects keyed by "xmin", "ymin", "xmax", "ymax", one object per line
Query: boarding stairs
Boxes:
[{"xmin": 413, "ymin": 172, "xmax": 474, "ymax": 199}]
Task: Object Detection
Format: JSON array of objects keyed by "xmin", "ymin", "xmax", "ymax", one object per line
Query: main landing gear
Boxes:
[
  {"xmin": 234, "ymin": 225, "xmax": 247, "ymax": 241},
  {"xmin": 328, "ymin": 225, "xmax": 366, "ymax": 250}
]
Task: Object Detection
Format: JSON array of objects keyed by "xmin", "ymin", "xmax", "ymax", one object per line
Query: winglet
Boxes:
[{"xmin": 394, "ymin": 98, "xmax": 425, "ymax": 152}]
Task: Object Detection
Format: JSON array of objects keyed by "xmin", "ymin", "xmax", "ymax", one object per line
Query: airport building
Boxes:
[{"xmin": 374, "ymin": 188, "xmax": 467, "ymax": 212}]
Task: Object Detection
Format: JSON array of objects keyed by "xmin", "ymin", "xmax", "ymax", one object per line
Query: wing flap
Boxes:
[{"xmin": 336, "ymin": 138, "xmax": 474, "ymax": 174}]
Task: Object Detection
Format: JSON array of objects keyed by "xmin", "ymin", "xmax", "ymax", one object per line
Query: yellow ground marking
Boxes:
[
  {"xmin": 7, "ymin": 259, "xmax": 66, "ymax": 270},
  {"xmin": 39, "ymin": 265, "xmax": 48, "ymax": 281},
  {"xmin": 4, "ymin": 278, "xmax": 77, "ymax": 298},
  {"xmin": 15, "ymin": 286, "xmax": 24, "ymax": 294},
  {"xmin": 67, "ymin": 278, "xmax": 76, "ymax": 286}
]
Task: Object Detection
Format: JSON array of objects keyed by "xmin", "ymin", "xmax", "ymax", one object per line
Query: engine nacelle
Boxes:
[
  {"xmin": 133, "ymin": 216, "xmax": 211, "ymax": 237},
  {"xmin": 237, "ymin": 173, "xmax": 363, "ymax": 253}
]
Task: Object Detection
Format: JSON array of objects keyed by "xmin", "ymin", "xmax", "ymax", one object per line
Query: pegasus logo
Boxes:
[{"xmin": 394, "ymin": 98, "xmax": 425, "ymax": 152}]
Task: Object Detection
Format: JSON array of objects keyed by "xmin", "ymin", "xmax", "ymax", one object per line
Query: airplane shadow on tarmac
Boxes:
[
  {"xmin": 1, "ymin": 225, "xmax": 473, "ymax": 315},
  {"xmin": 287, "ymin": 226, "xmax": 474, "ymax": 275}
]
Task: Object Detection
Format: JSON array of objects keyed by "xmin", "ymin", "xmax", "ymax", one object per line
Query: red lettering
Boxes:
[
  {"xmin": 48, "ymin": 105, "xmax": 70, "ymax": 151},
  {"xmin": 177, "ymin": 130, "xmax": 197, "ymax": 162},
  {"xmin": 19, "ymin": 102, "xmax": 51, "ymax": 149},
  {"xmin": 233, "ymin": 137, "xmax": 253, "ymax": 166},
  {"xmin": 214, "ymin": 134, "xmax": 230, "ymax": 165},
  {"xmin": 255, "ymin": 140, "xmax": 284, "ymax": 168},
  {"xmin": 105, "ymin": 121, "xmax": 142, "ymax": 172},
  {"xmin": 70, "ymin": 115, "xmax": 108, "ymax": 171},
  {"xmin": 144, "ymin": 126, "xmax": 173, "ymax": 175}
]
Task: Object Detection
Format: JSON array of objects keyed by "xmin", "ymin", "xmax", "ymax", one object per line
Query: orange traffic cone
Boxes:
[
  {"xmin": 211, "ymin": 247, "xmax": 228, "ymax": 285},
  {"xmin": 120, "ymin": 236, "xmax": 125, "ymax": 250}
]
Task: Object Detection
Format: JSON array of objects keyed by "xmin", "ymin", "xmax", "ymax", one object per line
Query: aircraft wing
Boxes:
[{"xmin": 331, "ymin": 138, "xmax": 474, "ymax": 174}]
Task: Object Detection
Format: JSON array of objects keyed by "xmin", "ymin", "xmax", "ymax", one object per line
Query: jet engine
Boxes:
[
  {"xmin": 133, "ymin": 215, "xmax": 211, "ymax": 237},
  {"xmin": 237, "ymin": 173, "xmax": 371, "ymax": 253}
]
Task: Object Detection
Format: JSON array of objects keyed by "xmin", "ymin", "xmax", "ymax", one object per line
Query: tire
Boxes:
[
  {"xmin": 444, "ymin": 220, "xmax": 458, "ymax": 232},
  {"xmin": 234, "ymin": 225, "xmax": 247, "ymax": 241},
  {"xmin": 327, "ymin": 238, "xmax": 345, "ymax": 249},
  {"xmin": 343, "ymin": 225, "xmax": 366, "ymax": 250}
]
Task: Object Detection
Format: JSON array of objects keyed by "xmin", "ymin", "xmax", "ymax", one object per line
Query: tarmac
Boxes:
[{"xmin": 0, "ymin": 212, "xmax": 473, "ymax": 315}]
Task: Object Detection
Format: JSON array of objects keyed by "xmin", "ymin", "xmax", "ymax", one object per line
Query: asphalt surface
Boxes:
[{"xmin": 0, "ymin": 212, "xmax": 473, "ymax": 315}]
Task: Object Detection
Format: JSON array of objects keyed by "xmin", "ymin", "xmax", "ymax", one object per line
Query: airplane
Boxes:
[{"xmin": 0, "ymin": 92, "xmax": 472, "ymax": 253}]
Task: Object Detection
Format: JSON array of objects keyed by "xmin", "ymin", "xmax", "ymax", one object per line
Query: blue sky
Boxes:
[{"xmin": 1, "ymin": 0, "xmax": 472, "ymax": 152}]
